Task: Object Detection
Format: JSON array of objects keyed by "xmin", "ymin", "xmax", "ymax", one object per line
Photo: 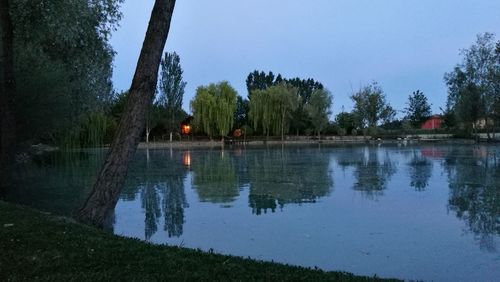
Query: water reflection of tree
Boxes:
[
  {"xmin": 407, "ymin": 149, "xmax": 433, "ymax": 191},
  {"xmin": 247, "ymin": 147, "xmax": 333, "ymax": 215},
  {"xmin": 124, "ymin": 149, "xmax": 189, "ymax": 240},
  {"xmin": 161, "ymin": 175, "xmax": 187, "ymax": 237},
  {"xmin": 443, "ymin": 146, "xmax": 500, "ymax": 252},
  {"xmin": 336, "ymin": 146, "xmax": 396, "ymax": 200},
  {"xmin": 141, "ymin": 182, "xmax": 161, "ymax": 240},
  {"xmin": 9, "ymin": 150, "xmax": 104, "ymax": 216},
  {"xmin": 191, "ymin": 150, "xmax": 239, "ymax": 204}
]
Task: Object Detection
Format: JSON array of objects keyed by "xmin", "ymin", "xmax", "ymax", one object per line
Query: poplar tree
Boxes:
[
  {"xmin": 306, "ymin": 88, "xmax": 333, "ymax": 140},
  {"xmin": 158, "ymin": 51, "xmax": 186, "ymax": 141}
]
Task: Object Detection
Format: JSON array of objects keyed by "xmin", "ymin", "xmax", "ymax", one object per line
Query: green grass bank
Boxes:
[{"xmin": 0, "ymin": 201, "xmax": 400, "ymax": 281}]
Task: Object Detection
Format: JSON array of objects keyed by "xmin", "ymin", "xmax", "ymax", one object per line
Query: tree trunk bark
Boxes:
[
  {"xmin": 78, "ymin": 0, "xmax": 177, "ymax": 227},
  {"xmin": 0, "ymin": 0, "xmax": 17, "ymax": 197}
]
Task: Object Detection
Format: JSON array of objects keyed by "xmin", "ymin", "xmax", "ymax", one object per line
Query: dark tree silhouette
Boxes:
[
  {"xmin": 0, "ymin": 0, "xmax": 17, "ymax": 197},
  {"xmin": 141, "ymin": 182, "xmax": 161, "ymax": 240}
]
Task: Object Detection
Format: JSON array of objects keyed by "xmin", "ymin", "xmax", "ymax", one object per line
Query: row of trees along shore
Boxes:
[{"xmin": 188, "ymin": 33, "xmax": 500, "ymax": 141}]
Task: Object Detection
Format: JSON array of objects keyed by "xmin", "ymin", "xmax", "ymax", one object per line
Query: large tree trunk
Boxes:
[
  {"xmin": 0, "ymin": 0, "xmax": 17, "ymax": 197},
  {"xmin": 78, "ymin": 0, "xmax": 177, "ymax": 227}
]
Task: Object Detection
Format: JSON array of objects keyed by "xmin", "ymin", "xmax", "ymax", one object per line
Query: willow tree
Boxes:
[
  {"xmin": 191, "ymin": 86, "xmax": 216, "ymax": 139},
  {"xmin": 273, "ymin": 84, "xmax": 300, "ymax": 141},
  {"xmin": 78, "ymin": 0, "xmax": 177, "ymax": 227},
  {"xmin": 190, "ymin": 81, "xmax": 237, "ymax": 141},
  {"xmin": 250, "ymin": 84, "xmax": 299, "ymax": 140},
  {"xmin": 306, "ymin": 88, "xmax": 333, "ymax": 140},
  {"xmin": 249, "ymin": 89, "xmax": 271, "ymax": 138}
]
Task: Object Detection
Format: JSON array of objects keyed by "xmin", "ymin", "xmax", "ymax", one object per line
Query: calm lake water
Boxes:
[{"xmin": 8, "ymin": 144, "xmax": 500, "ymax": 281}]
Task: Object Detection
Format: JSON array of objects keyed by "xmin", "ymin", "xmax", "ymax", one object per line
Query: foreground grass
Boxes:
[{"xmin": 0, "ymin": 201, "xmax": 399, "ymax": 281}]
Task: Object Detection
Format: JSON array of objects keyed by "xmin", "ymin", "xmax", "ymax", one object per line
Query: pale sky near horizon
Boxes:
[{"xmin": 110, "ymin": 0, "xmax": 500, "ymax": 118}]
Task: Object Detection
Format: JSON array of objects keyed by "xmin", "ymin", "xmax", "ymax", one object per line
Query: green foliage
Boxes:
[
  {"xmin": 305, "ymin": 89, "xmax": 333, "ymax": 137},
  {"xmin": 404, "ymin": 90, "xmax": 432, "ymax": 128},
  {"xmin": 79, "ymin": 112, "xmax": 117, "ymax": 147},
  {"xmin": 158, "ymin": 51, "xmax": 187, "ymax": 133},
  {"xmin": 145, "ymin": 103, "xmax": 164, "ymax": 140},
  {"xmin": 445, "ymin": 33, "xmax": 500, "ymax": 135},
  {"xmin": 249, "ymin": 84, "xmax": 300, "ymax": 139},
  {"xmin": 14, "ymin": 53, "xmax": 73, "ymax": 142},
  {"xmin": 246, "ymin": 70, "xmax": 324, "ymax": 135},
  {"xmin": 9, "ymin": 0, "xmax": 123, "ymax": 145},
  {"xmin": 335, "ymin": 112, "xmax": 357, "ymax": 135},
  {"xmin": 284, "ymin": 77, "xmax": 324, "ymax": 104},
  {"xmin": 109, "ymin": 91, "xmax": 130, "ymax": 122},
  {"xmin": 190, "ymin": 82, "xmax": 237, "ymax": 139},
  {"xmin": 246, "ymin": 70, "xmax": 278, "ymax": 96},
  {"xmin": 351, "ymin": 83, "xmax": 395, "ymax": 132}
]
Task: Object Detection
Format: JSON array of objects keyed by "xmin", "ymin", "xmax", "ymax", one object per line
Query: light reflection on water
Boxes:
[{"xmin": 9, "ymin": 144, "xmax": 500, "ymax": 281}]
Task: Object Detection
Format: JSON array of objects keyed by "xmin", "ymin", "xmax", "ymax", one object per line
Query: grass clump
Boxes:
[{"xmin": 0, "ymin": 201, "xmax": 400, "ymax": 281}]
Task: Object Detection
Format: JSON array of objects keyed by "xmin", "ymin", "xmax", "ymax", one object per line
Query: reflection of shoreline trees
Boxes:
[
  {"xmin": 443, "ymin": 146, "xmax": 500, "ymax": 252},
  {"xmin": 9, "ymin": 150, "xmax": 105, "ymax": 216},
  {"xmin": 407, "ymin": 149, "xmax": 433, "ymax": 191},
  {"xmin": 123, "ymin": 149, "xmax": 189, "ymax": 240},
  {"xmin": 247, "ymin": 147, "xmax": 333, "ymax": 215},
  {"xmin": 141, "ymin": 182, "xmax": 161, "ymax": 240},
  {"xmin": 336, "ymin": 147, "xmax": 396, "ymax": 200},
  {"xmin": 188, "ymin": 146, "xmax": 333, "ymax": 215},
  {"xmin": 191, "ymin": 150, "xmax": 238, "ymax": 204},
  {"xmin": 162, "ymin": 175, "xmax": 188, "ymax": 237}
]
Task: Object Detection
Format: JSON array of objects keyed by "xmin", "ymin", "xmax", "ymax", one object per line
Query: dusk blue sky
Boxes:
[{"xmin": 111, "ymin": 0, "xmax": 500, "ymax": 117}]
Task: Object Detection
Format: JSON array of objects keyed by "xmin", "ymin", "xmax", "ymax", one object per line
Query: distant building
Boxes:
[{"xmin": 421, "ymin": 115, "xmax": 442, "ymax": 130}]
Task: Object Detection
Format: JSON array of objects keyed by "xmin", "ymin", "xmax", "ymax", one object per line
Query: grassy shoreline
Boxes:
[
  {"xmin": 0, "ymin": 201, "xmax": 399, "ymax": 281},
  {"xmin": 137, "ymin": 137, "xmax": 478, "ymax": 150}
]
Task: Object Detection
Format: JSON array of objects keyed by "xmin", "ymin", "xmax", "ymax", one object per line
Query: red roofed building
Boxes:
[{"xmin": 421, "ymin": 115, "xmax": 442, "ymax": 130}]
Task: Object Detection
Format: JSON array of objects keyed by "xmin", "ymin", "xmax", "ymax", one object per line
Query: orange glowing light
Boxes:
[
  {"xmin": 181, "ymin": 124, "xmax": 191, "ymax": 135},
  {"xmin": 182, "ymin": 151, "xmax": 191, "ymax": 167}
]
